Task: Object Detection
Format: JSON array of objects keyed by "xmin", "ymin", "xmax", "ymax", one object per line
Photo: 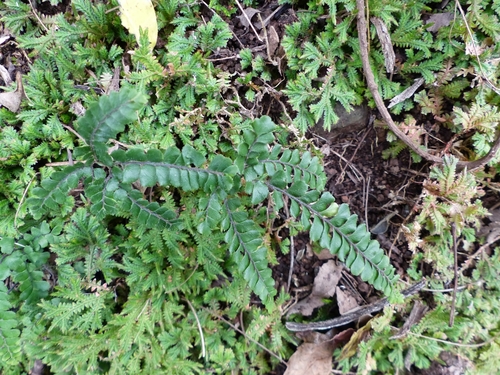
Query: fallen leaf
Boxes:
[
  {"xmin": 0, "ymin": 71, "xmax": 23, "ymax": 112},
  {"xmin": 287, "ymin": 260, "xmax": 343, "ymax": 316},
  {"xmin": 425, "ymin": 13, "xmax": 454, "ymax": 33},
  {"xmin": 117, "ymin": 0, "xmax": 158, "ymax": 49},
  {"xmin": 237, "ymin": 7, "xmax": 260, "ymax": 29},
  {"xmin": 388, "ymin": 78, "xmax": 425, "ymax": 108},
  {"xmin": 267, "ymin": 26, "xmax": 280, "ymax": 57},
  {"xmin": 336, "ymin": 286, "xmax": 360, "ymax": 315},
  {"xmin": 285, "ymin": 331, "xmax": 337, "ymax": 375},
  {"xmin": 0, "ymin": 35, "xmax": 10, "ymax": 46},
  {"xmin": 339, "ymin": 321, "xmax": 372, "ymax": 359},
  {"xmin": 0, "ymin": 65, "xmax": 12, "ymax": 86},
  {"xmin": 370, "ymin": 17, "xmax": 395, "ymax": 74}
]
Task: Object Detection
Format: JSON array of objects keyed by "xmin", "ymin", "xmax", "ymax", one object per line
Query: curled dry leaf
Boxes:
[
  {"xmin": 370, "ymin": 17, "xmax": 395, "ymax": 74},
  {"xmin": 0, "ymin": 70, "xmax": 23, "ymax": 112},
  {"xmin": 388, "ymin": 78, "xmax": 425, "ymax": 108},
  {"xmin": 287, "ymin": 260, "xmax": 343, "ymax": 317},
  {"xmin": 267, "ymin": 25, "xmax": 280, "ymax": 57},
  {"xmin": 0, "ymin": 65, "xmax": 12, "ymax": 86},
  {"xmin": 237, "ymin": 7, "xmax": 260, "ymax": 29}
]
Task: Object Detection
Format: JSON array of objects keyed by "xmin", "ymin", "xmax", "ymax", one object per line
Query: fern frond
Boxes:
[
  {"xmin": 112, "ymin": 146, "xmax": 237, "ymax": 192},
  {"xmin": 0, "ymin": 284, "xmax": 22, "ymax": 366},
  {"xmin": 119, "ymin": 187, "xmax": 179, "ymax": 230},
  {"xmin": 27, "ymin": 164, "xmax": 93, "ymax": 219},
  {"xmin": 270, "ymin": 181, "xmax": 398, "ymax": 295},
  {"xmin": 222, "ymin": 198, "xmax": 276, "ymax": 302},
  {"xmin": 76, "ymin": 88, "xmax": 148, "ymax": 165}
]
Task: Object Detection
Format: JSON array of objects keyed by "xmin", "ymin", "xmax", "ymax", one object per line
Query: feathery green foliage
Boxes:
[
  {"xmin": 2, "ymin": 86, "xmax": 396, "ymax": 372},
  {"xmin": 1, "ymin": 0, "xmax": 500, "ymax": 373}
]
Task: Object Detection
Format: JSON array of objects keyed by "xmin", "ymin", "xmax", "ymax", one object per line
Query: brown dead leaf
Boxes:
[
  {"xmin": 287, "ymin": 260, "xmax": 343, "ymax": 317},
  {"xmin": 336, "ymin": 286, "xmax": 360, "ymax": 315},
  {"xmin": 0, "ymin": 65, "xmax": 12, "ymax": 86},
  {"xmin": 425, "ymin": 13, "xmax": 454, "ymax": 33},
  {"xmin": 339, "ymin": 321, "xmax": 373, "ymax": 359},
  {"xmin": 285, "ymin": 330, "xmax": 352, "ymax": 375},
  {"xmin": 237, "ymin": 7, "xmax": 260, "ymax": 29},
  {"xmin": 370, "ymin": 17, "xmax": 395, "ymax": 74},
  {"xmin": 0, "ymin": 71, "xmax": 23, "ymax": 112},
  {"xmin": 268, "ymin": 26, "xmax": 280, "ymax": 57}
]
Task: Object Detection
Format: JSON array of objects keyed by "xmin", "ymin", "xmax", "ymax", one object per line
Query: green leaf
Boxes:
[
  {"xmin": 27, "ymin": 164, "xmax": 93, "ymax": 219},
  {"xmin": 113, "ymin": 147, "xmax": 236, "ymax": 192},
  {"xmin": 76, "ymin": 87, "xmax": 148, "ymax": 164},
  {"xmin": 251, "ymin": 181, "xmax": 269, "ymax": 205}
]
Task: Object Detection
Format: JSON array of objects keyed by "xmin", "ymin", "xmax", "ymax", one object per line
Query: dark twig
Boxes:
[
  {"xmin": 449, "ymin": 223, "xmax": 458, "ymax": 327},
  {"xmin": 286, "ymin": 280, "xmax": 425, "ymax": 331},
  {"xmin": 355, "ymin": 0, "xmax": 500, "ymax": 171}
]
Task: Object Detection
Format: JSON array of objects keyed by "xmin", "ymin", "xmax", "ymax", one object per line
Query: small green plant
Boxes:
[{"xmin": 402, "ymin": 155, "xmax": 487, "ymax": 275}]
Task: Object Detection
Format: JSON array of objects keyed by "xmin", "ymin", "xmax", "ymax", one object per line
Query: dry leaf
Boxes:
[
  {"xmin": 336, "ymin": 286, "xmax": 360, "ymax": 315},
  {"xmin": 425, "ymin": 13, "xmax": 454, "ymax": 33},
  {"xmin": 70, "ymin": 101, "xmax": 86, "ymax": 117},
  {"xmin": 287, "ymin": 260, "xmax": 343, "ymax": 316},
  {"xmin": 0, "ymin": 71, "xmax": 23, "ymax": 112},
  {"xmin": 237, "ymin": 7, "xmax": 260, "ymax": 28},
  {"xmin": 339, "ymin": 321, "xmax": 372, "ymax": 359},
  {"xmin": 286, "ymin": 329, "xmax": 354, "ymax": 375},
  {"xmin": 390, "ymin": 301, "xmax": 428, "ymax": 340},
  {"xmin": 388, "ymin": 78, "xmax": 424, "ymax": 108},
  {"xmin": 117, "ymin": 0, "xmax": 158, "ymax": 49},
  {"xmin": 0, "ymin": 35, "xmax": 11, "ymax": 46},
  {"xmin": 465, "ymin": 39, "xmax": 486, "ymax": 56},
  {"xmin": 370, "ymin": 17, "xmax": 395, "ymax": 74},
  {"xmin": 268, "ymin": 26, "xmax": 280, "ymax": 57},
  {"xmin": 285, "ymin": 332, "xmax": 336, "ymax": 375},
  {"xmin": 0, "ymin": 65, "xmax": 12, "ymax": 86}
]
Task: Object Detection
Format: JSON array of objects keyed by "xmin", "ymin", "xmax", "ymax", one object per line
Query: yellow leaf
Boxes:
[{"xmin": 117, "ymin": 0, "xmax": 158, "ymax": 50}]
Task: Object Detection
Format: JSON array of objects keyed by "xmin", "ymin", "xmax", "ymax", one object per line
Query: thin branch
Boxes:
[
  {"xmin": 449, "ymin": 223, "xmax": 458, "ymax": 327},
  {"xmin": 455, "ymin": 0, "xmax": 500, "ymax": 95},
  {"xmin": 185, "ymin": 298, "xmax": 206, "ymax": 359},
  {"xmin": 15, "ymin": 172, "xmax": 38, "ymax": 230},
  {"xmin": 408, "ymin": 331, "xmax": 500, "ymax": 348},
  {"xmin": 355, "ymin": 0, "xmax": 500, "ymax": 171}
]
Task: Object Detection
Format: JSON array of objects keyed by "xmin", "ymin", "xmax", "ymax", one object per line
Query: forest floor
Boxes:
[{"xmin": 2, "ymin": 0, "xmax": 499, "ymax": 374}]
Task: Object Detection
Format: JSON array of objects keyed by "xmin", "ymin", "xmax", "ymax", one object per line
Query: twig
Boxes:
[
  {"xmin": 364, "ymin": 175, "xmax": 370, "ymax": 231},
  {"xmin": 286, "ymin": 280, "xmax": 426, "ymax": 331},
  {"xmin": 408, "ymin": 331, "xmax": 500, "ymax": 348},
  {"xmin": 355, "ymin": 0, "xmax": 500, "ymax": 171},
  {"xmin": 455, "ymin": 0, "xmax": 500, "ymax": 95},
  {"xmin": 287, "ymin": 234, "xmax": 295, "ymax": 293},
  {"xmin": 62, "ymin": 124, "xmax": 86, "ymax": 144},
  {"xmin": 15, "ymin": 172, "xmax": 38, "ymax": 230},
  {"xmin": 449, "ymin": 223, "xmax": 458, "ymax": 327},
  {"xmin": 200, "ymin": 0, "xmax": 245, "ymax": 49},
  {"xmin": 28, "ymin": 0, "xmax": 49, "ymax": 33},
  {"xmin": 185, "ymin": 298, "xmax": 206, "ymax": 359}
]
